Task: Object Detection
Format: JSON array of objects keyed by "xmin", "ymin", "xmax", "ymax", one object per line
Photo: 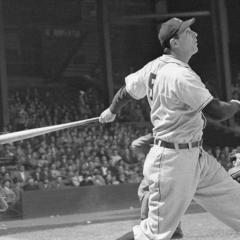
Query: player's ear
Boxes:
[{"xmin": 169, "ymin": 38, "xmax": 178, "ymax": 49}]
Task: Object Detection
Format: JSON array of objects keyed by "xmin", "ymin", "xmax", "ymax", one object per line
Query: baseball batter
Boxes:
[{"xmin": 100, "ymin": 17, "xmax": 240, "ymax": 240}]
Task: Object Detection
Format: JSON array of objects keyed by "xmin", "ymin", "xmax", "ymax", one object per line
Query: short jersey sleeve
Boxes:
[
  {"xmin": 125, "ymin": 68, "xmax": 147, "ymax": 100},
  {"xmin": 177, "ymin": 69, "xmax": 213, "ymax": 111}
]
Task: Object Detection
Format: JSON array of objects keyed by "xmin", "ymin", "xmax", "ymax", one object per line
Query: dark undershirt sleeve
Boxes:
[
  {"xmin": 109, "ymin": 86, "xmax": 133, "ymax": 114},
  {"xmin": 203, "ymin": 98, "xmax": 240, "ymax": 121}
]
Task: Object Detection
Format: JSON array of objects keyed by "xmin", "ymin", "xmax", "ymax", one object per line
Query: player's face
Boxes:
[{"xmin": 177, "ymin": 27, "xmax": 198, "ymax": 56}]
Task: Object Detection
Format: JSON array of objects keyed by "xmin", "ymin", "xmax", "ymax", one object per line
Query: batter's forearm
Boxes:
[
  {"xmin": 203, "ymin": 98, "xmax": 240, "ymax": 121},
  {"xmin": 109, "ymin": 86, "xmax": 133, "ymax": 114}
]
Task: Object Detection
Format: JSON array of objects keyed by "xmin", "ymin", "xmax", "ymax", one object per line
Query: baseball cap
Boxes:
[{"xmin": 158, "ymin": 17, "xmax": 195, "ymax": 48}]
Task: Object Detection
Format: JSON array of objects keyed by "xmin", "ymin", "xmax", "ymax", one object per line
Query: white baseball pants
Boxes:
[{"xmin": 133, "ymin": 145, "xmax": 240, "ymax": 240}]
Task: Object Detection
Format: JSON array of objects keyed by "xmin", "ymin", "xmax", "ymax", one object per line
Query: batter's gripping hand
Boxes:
[{"xmin": 99, "ymin": 108, "xmax": 116, "ymax": 123}]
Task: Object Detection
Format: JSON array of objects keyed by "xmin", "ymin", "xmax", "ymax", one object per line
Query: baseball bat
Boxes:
[{"xmin": 0, "ymin": 117, "xmax": 99, "ymax": 145}]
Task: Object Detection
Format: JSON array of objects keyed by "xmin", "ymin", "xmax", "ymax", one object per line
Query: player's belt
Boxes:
[{"xmin": 154, "ymin": 139, "xmax": 202, "ymax": 150}]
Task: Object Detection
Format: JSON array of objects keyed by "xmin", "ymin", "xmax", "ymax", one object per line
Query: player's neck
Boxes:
[{"xmin": 169, "ymin": 51, "xmax": 191, "ymax": 64}]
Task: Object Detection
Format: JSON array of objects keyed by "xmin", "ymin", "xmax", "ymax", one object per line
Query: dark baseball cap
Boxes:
[{"xmin": 158, "ymin": 17, "xmax": 195, "ymax": 47}]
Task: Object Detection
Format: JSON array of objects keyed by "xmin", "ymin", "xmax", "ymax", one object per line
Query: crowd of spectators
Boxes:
[
  {"xmin": 0, "ymin": 122, "xmax": 148, "ymax": 189},
  {"xmin": 7, "ymin": 87, "xmax": 105, "ymax": 131},
  {"xmin": 0, "ymin": 86, "xmax": 149, "ymax": 203},
  {"xmin": 0, "ymin": 85, "xmax": 239, "ymax": 206}
]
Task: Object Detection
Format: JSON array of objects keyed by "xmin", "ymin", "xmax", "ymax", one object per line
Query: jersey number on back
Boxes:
[{"xmin": 148, "ymin": 73, "xmax": 156, "ymax": 101}]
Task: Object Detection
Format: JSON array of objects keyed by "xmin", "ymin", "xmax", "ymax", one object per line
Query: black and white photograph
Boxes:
[{"xmin": 0, "ymin": 0, "xmax": 239, "ymax": 239}]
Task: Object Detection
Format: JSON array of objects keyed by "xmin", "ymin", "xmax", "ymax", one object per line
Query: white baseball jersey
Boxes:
[{"xmin": 125, "ymin": 54, "xmax": 213, "ymax": 143}]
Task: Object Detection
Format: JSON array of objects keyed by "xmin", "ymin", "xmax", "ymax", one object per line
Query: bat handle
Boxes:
[{"xmin": 88, "ymin": 117, "xmax": 100, "ymax": 123}]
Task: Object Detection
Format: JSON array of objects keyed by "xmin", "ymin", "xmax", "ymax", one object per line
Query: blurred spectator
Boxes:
[
  {"xmin": 104, "ymin": 172, "xmax": 111, "ymax": 185},
  {"xmin": 12, "ymin": 179, "xmax": 22, "ymax": 201},
  {"xmin": 52, "ymin": 176, "xmax": 66, "ymax": 189},
  {"xmin": 92, "ymin": 169, "xmax": 105, "ymax": 186},
  {"xmin": 49, "ymin": 163, "xmax": 61, "ymax": 181},
  {"xmin": 111, "ymin": 175, "xmax": 120, "ymax": 185},
  {"xmin": 109, "ymin": 149, "xmax": 122, "ymax": 166},
  {"xmin": 15, "ymin": 105, "xmax": 28, "ymax": 131},
  {"xmin": 31, "ymin": 167, "xmax": 42, "ymax": 182},
  {"xmin": 66, "ymin": 170, "xmax": 81, "ymax": 187},
  {"xmin": 100, "ymin": 155, "xmax": 109, "ymax": 178},
  {"xmin": 12, "ymin": 165, "xmax": 29, "ymax": 184},
  {"xmin": 80, "ymin": 173, "xmax": 94, "ymax": 186},
  {"xmin": 2, "ymin": 180, "xmax": 16, "ymax": 203},
  {"xmin": 41, "ymin": 166, "xmax": 50, "ymax": 180},
  {"xmin": 23, "ymin": 177, "xmax": 40, "ymax": 191},
  {"xmin": 39, "ymin": 178, "xmax": 52, "ymax": 190},
  {"xmin": 2, "ymin": 172, "xmax": 12, "ymax": 183}
]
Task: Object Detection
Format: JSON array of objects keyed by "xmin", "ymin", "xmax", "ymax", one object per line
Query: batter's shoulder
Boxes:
[
  {"xmin": 164, "ymin": 63, "xmax": 198, "ymax": 78},
  {"xmin": 160, "ymin": 62, "xmax": 185, "ymax": 75}
]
